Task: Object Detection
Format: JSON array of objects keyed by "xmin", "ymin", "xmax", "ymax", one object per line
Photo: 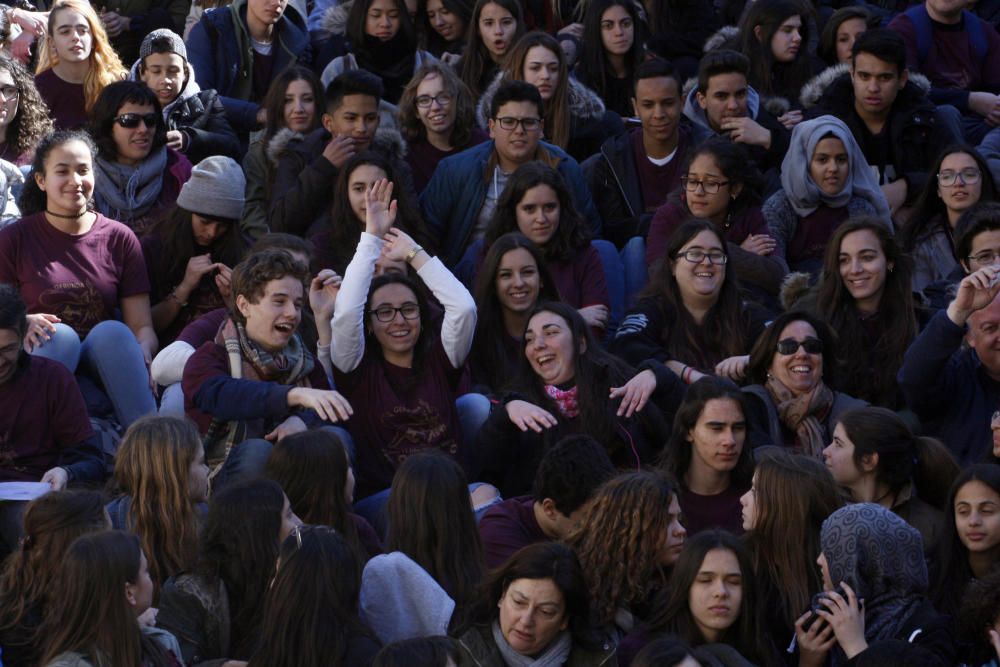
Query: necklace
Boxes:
[{"xmin": 45, "ymin": 208, "xmax": 88, "ymax": 219}]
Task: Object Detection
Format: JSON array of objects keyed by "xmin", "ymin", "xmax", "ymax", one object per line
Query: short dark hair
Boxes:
[
  {"xmin": 532, "ymin": 435, "xmax": 615, "ymax": 516},
  {"xmin": 746, "ymin": 310, "xmax": 840, "ymax": 386},
  {"xmin": 229, "ymin": 249, "xmax": 309, "ymax": 326},
  {"xmin": 89, "ymin": 80, "xmax": 167, "ymax": 160},
  {"xmin": 0, "ymin": 283, "xmax": 26, "ymax": 338},
  {"xmin": 325, "ymin": 69, "xmax": 384, "ymax": 114},
  {"xmin": 956, "ymin": 201, "xmax": 1000, "ymax": 267},
  {"xmin": 697, "ymin": 49, "xmax": 750, "ymax": 94},
  {"xmin": 851, "ymin": 28, "xmax": 906, "ymax": 74},
  {"xmin": 489, "ymin": 80, "xmax": 543, "ymax": 120},
  {"xmin": 633, "ymin": 57, "xmax": 681, "ymax": 96},
  {"xmin": 250, "ymin": 232, "xmax": 315, "ymax": 259}
]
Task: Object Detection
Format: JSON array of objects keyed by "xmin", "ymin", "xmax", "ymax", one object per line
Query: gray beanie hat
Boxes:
[
  {"xmin": 139, "ymin": 29, "xmax": 187, "ymax": 62},
  {"xmin": 177, "ymin": 156, "xmax": 246, "ymax": 221}
]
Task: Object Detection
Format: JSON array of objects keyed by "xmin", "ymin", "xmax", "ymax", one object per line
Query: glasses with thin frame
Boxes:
[
  {"xmin": 967, "ymin": 248, "xmax": 1000, "ymax": 266},
  {"xmin": 937, "ymin": 168, "xmax": 981, "ymax": 187},
  {"xmin": 368, "ymin": 303, "xmax": 421, "ymax": 322},
  {"xmin": 416, "ymin": 93, "xmax": 453, "ymax": 108},
  {"xmin": 494, "ymin": 116, "xmax": 542, "ymax": 132}
]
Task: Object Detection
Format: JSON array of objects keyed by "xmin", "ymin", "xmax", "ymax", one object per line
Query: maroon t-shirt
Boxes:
[
  {"xmin": 34, "ymin": 69, "xmax": 88, "ymax": 130},
  {"xmin": 890, "ymin": 12, "xmax": 1000, "ymax": 93},
  {"xmin": 548, "ymin": 245, "xmax": 610, "ymax": 310},
  {"xmin": 646, "ymin": 200, "xmax": 771, "ymax": 266},
  {"xmin": 631, "ymin": 126, "xmax": 688, "ymax": 214},
  {"xmin": 0, "ymin": 355, "xmax": 93, "ymax": 481},
  {"xmin": 177, "ymin": 308, "xmax": 228, "ymax": 348},
  {"xmin": 406, "ymin": 127, "xmax": 489, "ymax": 194},
  {"xmin": 0, "ymin": 213, "xmax": 150, "ymax": 336},
  {"xmin": 786, "ymin": 204, "xmax": 850, "ymax": 270},
  {"xmin": 678, "ymin": 485, "xmax": 747, "ymax": 537},
  {"xmin": 333, "ymin": 338, "xmax": 465, "ymax": 500},
  {"xmin": 479, "ymin": 495, "xmax": 549, "ymax": 569}
]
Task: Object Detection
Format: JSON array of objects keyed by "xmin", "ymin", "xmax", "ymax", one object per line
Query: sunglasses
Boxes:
[
  {"xmin": 114, "ymin": 112, "xmax": 158, "ymax": 129},
  {"xmin": 775, "ymin": 337, "xmax": 823, "ymax": 355}
]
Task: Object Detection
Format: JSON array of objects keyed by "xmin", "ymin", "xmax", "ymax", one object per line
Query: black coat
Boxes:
[{"xmin": 167, "ymin": 89, "xmax": 242, "ymax": 165}]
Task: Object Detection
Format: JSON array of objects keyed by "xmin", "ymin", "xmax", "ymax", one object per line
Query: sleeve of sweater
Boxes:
[
  {"xmin": 331, "ymin": 233, "xmax": 381, "ymax": 373},
  {"xmin": 577, "ymin": 245, "xmax": 611, "ymax": 309},
  {"xmin": 897, "ymin": 309, "xmax": 967, "ymax": 418},
  {"xmin": 416, "ymin": 256, "xmax": 478, "ymax": 368},
  {"xmin": 58, "ymin": 433, "xmax": 106, "ymax": 486},
  {"xmin": 184, "ymin": 342, "xmax": 294, "ymax": 422},
  {"xmin": 609, "ymin": 299, "xmax": 669, "ymax": 366},
  {"xmin": 267, "ymin": 140, "xmax": 339, "ymax": 235}
]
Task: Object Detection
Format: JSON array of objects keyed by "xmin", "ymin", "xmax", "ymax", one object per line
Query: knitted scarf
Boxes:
[
  {"xmin": 202, "ymin": 317, "xmax": 314, "ymax": 477},
  {"xmin": 765, "ymin": 375, "xmax": 834, "ymax": 457},
  {"xmin": 491, "ymin": 621, "xmax": 572, "ymax": 667},
  {"xmin": 544, "ymin": 384, "xmax": 579, "ymax": 418},
  {"xmin": 93, "ymin": 146, "xmax": 168, "ymax": 227}
]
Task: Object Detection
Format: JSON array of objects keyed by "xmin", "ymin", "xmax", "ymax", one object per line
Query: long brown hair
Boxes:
[
  {"xmin": 111, "ymin": 416, "xmax": 202, "ymax": 592},
  {"xmin": 499, "ymin": 32, "xmax": 571, "ymax": 148},
  {"xmin": 397, "ymin": 61, "xmax": 477, "ymax": 147},
  {"xmin": 460, "ymin": 0, "xmax": 524, "ymax": 96}
]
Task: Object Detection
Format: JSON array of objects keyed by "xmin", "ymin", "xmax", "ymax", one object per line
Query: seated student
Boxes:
[
  {"xmin": 90, "ymin": 80, "xmax": 193, "ymax": 234},
  {"xmin": 458, "ymin": 0, "xmax": 525, "ymax": 98},
  {"xmin": 453, "ymin": 542, "xmax": 615, "ymax": 666},
  {"xmin": 613, "ymin": 220, "xmax": 767, "ymax": 382},
  {"xmin": 0, "ymin": 491, "xmax": 110, "ymax": 666},
  {"xmin": 131, "ymin": 29, "xmax": 240, "ymax": 165},
  {"xmin": 319, "ymin": 0, "xmax": 435, "ymax": 105},
  {"xmin": 38, "ymin": 530, "xmax": 183, "ymax": 667},
  {"xmin": 816, "ymin": 6, "xmax": 877, "ymax": 67},
  {"xmin": 0, "ymin": 53, "xmax": 53, "ymax": 165},
  {"xmin": 585, "ymin": 58, "xmax": 709, "ymax": 249},
  {"xmin": 476, "ymin": 31, "xmax": 623, "ymax": 162},
  {"xmin": 34, "ymin": 0, "xmax": 127, "ymax": 131},
  {"xmin": 898, "ymin": 266, "xmax": 1000, "ymax": 464},
  {"xmin": 660, "ymin": 378, "xmax": 753, "ymax": 537},
  {"xmin": 398, "ymin": 62, "xmax": 488, "ymax": 194},
  {"xmin": 763, "ymin": 115, "xmax": 891, "ymax": 276},
  {"xmin": 682, "ymin": 49, "xmax": 791, "ymax": 178},
  {"xmin": 265, "ymin": 429, "xmax": 383, "ymax": 560},
  {"xmin": 156, "ymin": 479, "xmax": 302, "ymax": 666},
  {"xmin": 901, "ymin": 147, "xmax": 997, "ymax": 301},
  {"xmin": 478, "ymin": 434, "xmax": 615, "ymax": 569},
  {"xmin": 888, "ymin": 0, "xmax": 1000, "ymax": 145},
  {"xmin": 247, "ymin": 525, "xmax": 381, "ymax": 666},
  {"xmin": 567, "ymin": 471, "xmax": 687, "ymax": 639},
  {"xmin": 418, "ymin": 0, "xmax": 472, "ymax": 60},
  {"xmin": 181, "ymin": 249, "xmax": 351, "ymax": 490},
  {"xmin": 931, "ymin": 465, "xmax": 1000, "ymax": 618},
  {"xmin": 186, "ymin": 0, "xmax": 311, "ymax": 137},
  {"xmin": 805, "ymin": 29, "xmax": 955, "ymax": 215},
  {"xmin": 242, "ymin": 66, "xmax": 324, "ymax": 240},
  {"xmin": 0, "ymin": 131, "xmax": 158, "ymax": 429},
  {"xmin": 475, "ymin": 302, "xmax": 680, "ymax": 496},
  {"xmin": 141, "ymin": 156, "xmax": 249, "ymax": 347},
  {"xmin": 331, "ymin": 181, "xmax": 478, "ymax": 502},
  {"xmin": 467, "ymin": 161, "xmax": 610, "ymax": 331},
  {"xmin": 645, "ymin": 138, "xmax": 786, "ymax": 302},
  {"xmin": 420, "ymin": 80, "xmax": 599, "ymax": 268},
  {"xmin": 106, "ymin": 416, "xmax": 208, "ymax": 593},
  {"xmin": 643, "ymin": 0, "xmax": 719, "ymax": 81},
  {"xmin": 795, "ymin": 503, "xmax": 956, "ymax": 667},
  {"xmin": 824, "ymin": 406, "xmax": 958, "ymax": 561},
  {"xmin": 574, "ymin": 0, "xmax": 647, "ymax": 119},
  {"xmin": 268, "ymin": 69, "xmax": 406, "ymax": 238}
]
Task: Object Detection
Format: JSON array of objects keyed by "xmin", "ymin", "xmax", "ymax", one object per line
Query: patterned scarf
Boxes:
[
  {"xmin": 765, "ymin": 375, "xmax": 834, "ymax": 457},
  {"xmin": 820, "ymin": 503, "xmax": 928, "ymax": 665},
  {"xmin": 544, "ymin": 384, "xmax": 579, "ymax": 418},
  {"xmin": 93, "ymin": 146, "xmax": 169, "ymax": 229}
]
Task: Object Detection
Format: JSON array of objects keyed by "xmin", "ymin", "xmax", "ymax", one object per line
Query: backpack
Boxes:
[{"xmin": 904, "ymin": 3, "xmax": 988, "ymax": 66}]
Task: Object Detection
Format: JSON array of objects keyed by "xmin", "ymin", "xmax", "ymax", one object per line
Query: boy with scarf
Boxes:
[{"xmin": 182, "ymin": 249, "xmax": 353, "ymax": 491}]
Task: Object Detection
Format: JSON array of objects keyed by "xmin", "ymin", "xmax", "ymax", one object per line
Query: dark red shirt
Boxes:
[
  {"xmin": 35, "ymin": 69, "xmax": 88, "ymax": 130},
  {"xmin": 406, "ymin": 127, "xmax": 489, "ymax": 194},
  {"xmin": 631, "ymin": 126, "xmax": 688, "ymax": 213},
  {"xmin": 786, "ymin": 204, "xmax": 850, "ymax": 271},
  {"xmin": 478, "ymin": 495, "xmax": 549, "ymax": 569},
  {"xmin": 678, "ymin": 485, "xmax": 747, "ymax": 537}
]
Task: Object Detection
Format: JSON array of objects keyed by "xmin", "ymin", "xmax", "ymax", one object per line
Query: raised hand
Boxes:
[{"xmin": 364, "ymin": 178, "xmax": 397, "ymax": 238}]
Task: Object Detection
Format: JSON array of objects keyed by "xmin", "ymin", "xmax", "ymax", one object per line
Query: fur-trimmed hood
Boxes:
[
  {"xmin": 319, "ymin": 0, "xmax": 352, "ymax": 38},
  {"xmin": 474, "ymin": 71, "xmax": 607, "ymax": 128},
  {"xmin": 265, "ymin": 122, "xmax": 407, "ymax": 167},
  {"xmin": 704, "ymin": 25, "xmax": 740, "ymax": 52},
  {"xmin": 799, "ymin": 63, "xmax": 932, "ymax": 109}
]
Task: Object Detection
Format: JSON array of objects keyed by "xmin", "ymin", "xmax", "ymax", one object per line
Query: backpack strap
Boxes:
[{"xmin": 905, "ymin": 4, "xmax": 988, "ymax": 66}]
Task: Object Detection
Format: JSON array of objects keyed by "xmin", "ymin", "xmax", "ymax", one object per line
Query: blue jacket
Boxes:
[
  {"xmin": 187, "ymin": 0, "xmax": 311, "ymax": 133},
  {"xmin": 419, "ymin": 140, "xmax": 601, "ymax": 267},
  {"xmin": 898, "ymin": 309, "xmax": 1000, "ymax": 464}
]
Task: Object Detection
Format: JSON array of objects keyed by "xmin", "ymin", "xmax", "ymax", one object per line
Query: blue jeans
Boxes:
[
  {"xmin": 158, "ymin": 382, "xmax": 185, "ymax": 417},
  {"xmin": 31, "ymin": 321, "xmax": 156, "ymax": 428}
]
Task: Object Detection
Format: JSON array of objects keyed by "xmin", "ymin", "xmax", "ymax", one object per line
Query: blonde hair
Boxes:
[
  {"xmin": 112, "ymin": 416, "xmax": 202, "ymax": 590},
  {"xmin": 36, "ymin": 0, "xmax": 126, "ymax": 114}
]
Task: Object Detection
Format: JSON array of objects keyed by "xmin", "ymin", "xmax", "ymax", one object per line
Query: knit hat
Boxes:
[
  {"xmin": 139, "ymin": 29, "xmax": 187, "ymax": 62},
  {"xmin": 177, "ymin": 156, "xmax": 246, "ymax": 221}
]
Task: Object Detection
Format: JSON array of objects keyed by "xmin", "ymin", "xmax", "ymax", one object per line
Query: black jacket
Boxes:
[{"xmin": 167, "ymin": 88, "xmax": 241, "ymax": 165}]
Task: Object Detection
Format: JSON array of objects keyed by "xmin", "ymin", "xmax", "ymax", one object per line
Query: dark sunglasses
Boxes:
[
  {"xmin": 114, "ymin": 113, "xmax": 158, "ymax": 129},
  {"xmin": 775, "ymin": 337, "xmax": 823, "ymax": 355}
]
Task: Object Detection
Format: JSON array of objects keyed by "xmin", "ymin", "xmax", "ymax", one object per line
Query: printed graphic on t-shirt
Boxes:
[
  {"xmin": 380, "ymin": 399, "xmax": 459, "ymax": 465},
  {"xmin": 37, "ymin": 282, "xmax": 104, "ymax": 335}
]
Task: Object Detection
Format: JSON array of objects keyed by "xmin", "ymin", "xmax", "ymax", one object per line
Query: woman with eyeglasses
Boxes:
[
  {"xmin": 742, "ymin": 310, "xmax": 867, "ymax": 454},
  {"xmin": 331, "ymin": 179, "xmax": 479, "ymax": 502},
  {"xmin": 89, "ymin": 80, "xmax": 192, "ymax": 234},
  {"xmin": 647, "ymin": 138, "xmax": 787, "ymax": 302},
  {"xmin": 900, "ymin": 145, "xmax": 997, "ymax": 300},
  {"xmin": 763, "ymin": 115, "xmax": 891, "ymax": 277},
  {"xmin": 612, "ymin": 219, "xmax": 767, "ymax": 384},
  {"xmin": 397, "ymin": 61, "xmax": 488, "ymax": 194}
]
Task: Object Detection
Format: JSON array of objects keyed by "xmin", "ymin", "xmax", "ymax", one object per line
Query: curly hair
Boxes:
[
  {"xmin": 229, "ymin": 249, "xmax": 309, "ymax": 326},
  {"xmin": 0, "ymin": 54, "xmax": 52, "ymax": 161},
  {"xmin": 397, "ymin": 61, "xmax": 477, "ymax": 147},
  {"xmin": 36, "ymin": 0, "xmax": 127, "ymax": 113},
  {"xmin": 18, "ymin": 129, "xmax": 97, "ymax": 216},
  {"xmin": 567, "ymin": 471, "xmax": 678, "ymax": 625}
]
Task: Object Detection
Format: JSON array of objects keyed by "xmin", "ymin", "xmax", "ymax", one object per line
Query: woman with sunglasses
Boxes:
[
  {"xmin": 613, "ymin": 220, "xmax": 767, "ymax": 383},
  {"xmin": 89, "ymin": 80, "xmax": 192, "ymax": 233},
  {"xmin": 742, "ymin": 310, "xmax": 866, "ymax": 454},
  {"xmin": 901, "ymin": 145, "xmax": 997, "ymax": 300}
]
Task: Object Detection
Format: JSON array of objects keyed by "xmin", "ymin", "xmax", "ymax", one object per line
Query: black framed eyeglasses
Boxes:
[
  {"xmin": 675, "ymin": 249, "xmax": 728, "ymax": 265},
  {"xmin": 368, "ymin": 303, "xmax": 420, "ymax": 322},
  {"xmin": 114, "ymin": 113, "xmax": 158, "ymax": 129},
  {"xmin": 775, "ymin": 337, "xmax": 823, "ymax": 355},
  {"xmin": 416, "ymin": 93, "xmax": 453, "ymax": 108},
  {"xmin": 681, "ymin": 176, "xmax": 730, "ymax": 194},
  {"xmin": 494, "ymin": 116, "xmax": 542, "ymax": 132}
]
